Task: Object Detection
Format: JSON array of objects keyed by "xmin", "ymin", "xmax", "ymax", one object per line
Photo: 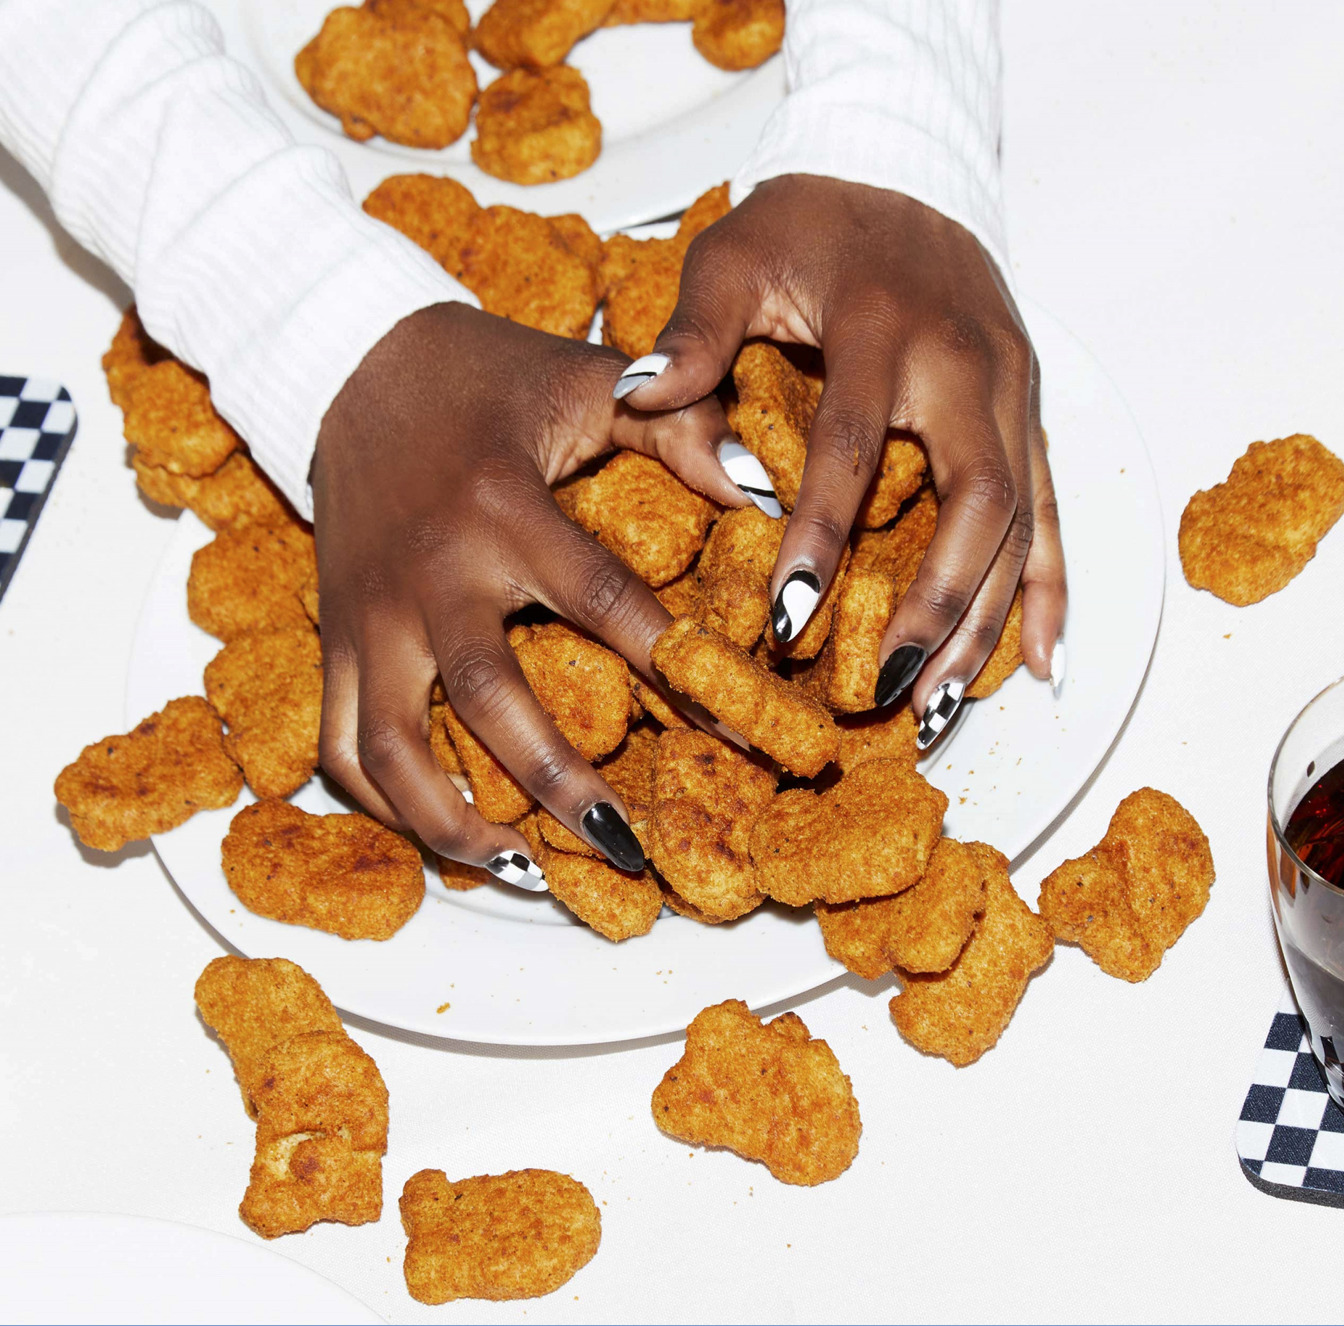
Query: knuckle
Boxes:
[
  {"xmin": 959, "ymin": 456, "xmax": 1019, "ymax": 524},
  {"xmin": 815, "ymin": 401, "xmax": 886, "ymax": 472},
  {"xmin": 445, "ymin": 644, "xmax": 506, "ymax": 715},
  {"xmin": 915, "ymin": 577, "xmax": 973, "ymax": 628},
  {"xmin": 968, "ymin": 616, "xmax": 1007, "ymax": 657},
  {"xmin": 357, "ymin": 714, "xmax": 408, "ymax": 775},
  {"xmin": 989, "ymin": 322, "xmax": 1033, "ymax": 379},
  {"xmin": 572, "ymin": 558, "xmax": 638, "ymax": 632},
  {"xmin": 933, "ymin": 312, "xmax": 994, "ymax": 373},
  {"xmin": 1002, "ymin": 506, "xmax": 1035, "ymax": 561},
  {"xmin": 523, "ymin": 748, "xmax": 572, "ymax": 801},
  {"xmin": 794, "ymin": 507, "xmax": 852, "ymax": 558}
]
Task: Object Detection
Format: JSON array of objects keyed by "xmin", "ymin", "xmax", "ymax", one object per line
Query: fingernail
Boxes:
[
  {"xmin": 873, "ymin": 643, "xmax": 926, "ymax": 709},
  {"xmin": 581, "ymin": 802, "xmax": 645, "ymax": 872},
  {"xmin": 1049, "ymin": 637, "xmax": 1066, "ymax": 696},
  {"xmin": 717, "ymin": 440, "xmax": 782, "ymax": 518},
  {"xmin": 613, "ymin": 352, "xmax": 671, "ymax": 400},
  {"xmin": 486, "ymin": 851, "xmax": 548, "ymax": 892},
  {"xmin": 916, "ymin": 678, "xmax": 967, "ymax": 751},
  {"xmin": 771, "ymin": 571, "xmax": 821, "ymax": 643}
]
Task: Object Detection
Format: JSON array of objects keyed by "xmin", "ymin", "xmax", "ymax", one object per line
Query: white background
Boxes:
[{"xmin": 2, "ymin": 3, "xmax": 1343, "ymax": 1321}]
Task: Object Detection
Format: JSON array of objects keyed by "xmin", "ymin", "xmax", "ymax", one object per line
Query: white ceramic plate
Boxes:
[
  {"xmin": 204, "ymin": 0, "xmax": 784, "ymax": 232},
  {"xmin": 126, "ymin": 296, "xmax": 1164, "ymax": 1047}
]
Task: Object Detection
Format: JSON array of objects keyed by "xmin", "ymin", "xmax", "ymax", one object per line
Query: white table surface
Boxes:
[{"xmin": 2, "ymin": 4, "xmax": 1342, "ymax": 1322}]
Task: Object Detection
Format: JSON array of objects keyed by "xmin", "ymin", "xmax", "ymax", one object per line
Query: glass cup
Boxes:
[{"xmin": 1268, "ymin": 675, "xmax": 1344, "ymax": 1109}]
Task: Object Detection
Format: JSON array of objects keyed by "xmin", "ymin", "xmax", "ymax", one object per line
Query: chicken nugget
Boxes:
[
  {"xmin": 835, "ymin": 704, "xmax": 918, "ymax": 773},
  {"xmin": 1179, "ymin": 433, "xmax": 1344, "ymax": 605},
  {"xmin": 652, "ymin": 616, "xmax": 838, "ymax": 775},
  {"xmin": 539, "ymin": 847, "xmax": 662, "ymax": 940},
  {"xmin": 402, "ymin": 1168, "xmax": 600, "ymax": 1303},
  {"xmin": 652, "ymin": 999, "xmax": 860, "ymax": 1185},
  {"xmin": 296, "ymin": 5, "xmax": 476, "ymax": 148},
  {"xmin": 856, "ymin": 432, "xmax": 927, "ymax": 527},
  {"xmin": 601, "ymin": 237, "xmax": 684, "ymax": 358},
  {"xmin": 676, "ymin": 181, "xmax": 732, "ymax": 241},
  {"xmin": 441, "ymin": 704, "xmax": 534, "ymax": 822},
  {"xmin": 222, "ymin": 799, "xmax": 425, "ymax": 940},
  {"xmin": 509, "ymin": 621, "xmax": 630, "ymax": 760},
  {"xmin": 570, "ymin": 453, "xmax": 717, "ymax": 586},
  {"xmin": 1037, "ymin": 787, "xmax": 1215, "ymax": 982},
  {"xmin": 368, "ymin": 0, "xmax": 471, "ymax": 36},
  {"xmin": 187, "ymin": 520, "xmax": 317, "ymax": 643},
  {"xmin": 751, "ymin": 759, "xmax": 946, "ymax": 905},
  {"xmin": 764, "ymin": 541, "xmax": 849, "ymax": 661},
  {"xmin": 204, "ymin": 628, "xmax": 323, "ymax": 799},
  {"xmin": 194, "ymin": 955, "xmax": 344, "ymax": 1115},
  {"xmin": 596, "ymin": 231, "xmax": 665, "ymax": 303},
  {"xmin": 805, "ymin": 567, "xmax": 893, "ymax": 713},
  {"xmin": 872, "ymin": 485, "xmax": 939, "ymax": 593},
  {"xmin": 966, "ymin": 588, "xmax": 1024, "ymax": 699},
  {"xmin": 436, "ymin": 855, "xmax": 494, "ymax": 889},
  {"xmin": 473, "ymin": 67, "xmax": 601, "ymax": 185},
  {"xmin": 730, "ymin": 342, "xmax": 815, "ymax": 509},
  {"xmin": 628, "ymin": 673, "xmax": 690, "ymax": 729},
  {"xmin": 134, "ymin": 451, "xmax": 292, "ymax": 533},
  {"xmin": 815, "ymin": 837, "xmax": 992, "ymax": 979},
  {"xmin": 603, "ymin": 0, "xmax": 697, "ymax": 22},
  {"xmin": 428, "ymin": 701, "xmax": 464, "ymax": 779},
  {"xmin": 692, "ymin": 0, "xmax": 783, "ymax": 68},
  {"xmin": 242, "ymin": 1031, "xmax": 388, "ymax": 1238},
  {"xmin": 123, "ymin": 360, "xmax": 240, "ymax": 477},
  {"xmin": 649, "ymin": 729, "xmax": 776, "ymax": 921},
  {"xmin": 695, "ymin": 505, "xmax": 784, "ymax": 648},
  {"xmin": 54, "ymin": 696, "xmax": 242, "ymax": 852},
  {"xmin": 363, "ymin": 173, "xmax": 480, "ymax": 271},
  {"xmin": 890, "ymin": 861, "xmax": 1053, "ymax": 1065},
  {"xmin": 655, "ymin": 566, "xmax": 703, "ymax": 619},
  {"xmin": 474, "ymin": 0, "xmax": 614, "ymax": 68},
  {"xmin": 103, "ymin": 304, "xmax": 168, "ymax": 413},
  {"xmin": 537, "ymin": 721, "xmax": 658, "ymax": 855},
  {"xmin": 547, "ymin": 211, "xmax": 603, "ymax": 272},
  {"xmin": 299, "ymin": 576, "xmax": 321, "ymax": 627}
]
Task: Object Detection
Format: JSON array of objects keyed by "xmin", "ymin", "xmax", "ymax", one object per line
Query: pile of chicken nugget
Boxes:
[{"xmin": 295, "ymin": 0, "xmax": 783, "ymax": 183}]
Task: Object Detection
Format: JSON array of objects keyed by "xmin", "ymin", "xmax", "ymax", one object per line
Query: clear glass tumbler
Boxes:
[{"xmin": 1268, "ymin": 675, "xmax": 1344, "ymax": 1109}]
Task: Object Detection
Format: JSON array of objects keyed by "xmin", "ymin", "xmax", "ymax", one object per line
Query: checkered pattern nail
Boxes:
[
  {"xmin": 916, "ymin": 678, "xmax": 966, "ymax": 750},
  {"xmin": 486, "ymin": 852, "xmax": 548, "ymax": 892}
]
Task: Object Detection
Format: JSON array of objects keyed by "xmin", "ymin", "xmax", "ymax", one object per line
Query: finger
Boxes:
[
  {"xmin": 434, "ymin": 612, "xmax": 646, "ymax": 872},
  {"xmin": 1018, "ymin": 369, "xmax": 1067, "ymax": 688}
]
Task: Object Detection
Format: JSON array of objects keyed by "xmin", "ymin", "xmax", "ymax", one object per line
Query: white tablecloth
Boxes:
[{"xmin": 3, "ymin": 4, "xmax": 1342, "ymax": 1321}]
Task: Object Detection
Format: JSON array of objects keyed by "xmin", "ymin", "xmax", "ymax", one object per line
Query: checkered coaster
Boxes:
[
  {"xmin": 1237, "ymin": 989, "xmax": 1344, "ymax": 1206},
  {"xmin": 0, "ymin": 376, "xmax": 77, "ymax": 603}
]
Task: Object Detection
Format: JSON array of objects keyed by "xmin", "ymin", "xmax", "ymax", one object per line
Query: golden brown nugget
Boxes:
[
  {"xmin": 427, "ymin": 701, "xmax": 464, "ymax": 778},
  {"xmin": 124, "ymin": 360, "xmax": 240, "ymax": 477},
  {"xmin": 1179, "ymin": 433, "xmax": 1344, "ymax": 605},
  {"xmin": 204, "ymin": 628, "xmax": 323, "ymax": 799},
  {"xmin": 967, "ymin": 588, "xmax": 1024, "ymax": 700},
  {"xmin": 890, "ymin": 863, "xmax": 1053, "ymax": 1065},
  {"xmin": 872, "ymin": 485, "xmax": 939, "ymax": 590},
  {"xmin": 440, "ymin": 704, "xmax": 534, "ymax": 822},
  {"xmin": 540, "ymin": 847, "xmax": 663, "ymax": 940},
  {"xmin": 537, "ymin": 721, "xmax": 658, "ymax": 855},
  {"xmin": 596, "ymin": 231, "xmax": 671, "ymax": 303},
  {"xmin": 363, "ymin": 173, "xmax": 480, "ymax": 271},
  {"xmin": 806, "ymin": 568, "xmax": 896, "ymax": 713},
  {"xmin": 103, "ymin": 305, "xmax": 168, "ymax": 412},
  {"xmin": 223, "ymin": 800, "xmax": 425, "ymax": 940},
  {"xmin": 188, "ymin": 520, "xmax": 317, "ymax": 643},
  {"xmin": 436, "ymin": 854, "xmax": 493, "ymax": 890},
  {"xmin": 601, "ymin": 236, "xmax": 684, "ymax": 359},
  {"xmin": 55, "ymin": 697, "xmax": 242, "ymax": 852},
  {"xmin": 509, "ymin": 621, "xmax": 630, "ymax": 760},
  {"xmin": 835, "ymin": 705, "xmax": 919, "ymax": 773},
  {"xmin": 855, "ymin": 432, "xmax": 928, "ymax": 528},
  {"xmin": 730, "ymin": 341, "xmax": 816, "ymax": 509},
  {"xmin": 570, "ymin": 453, "xmax": 717, "ymax": 586},
  {"xmin": 1037, "ymin": 787, "xmax": 1215, "ymax": 982},
  {"xmin": 652, "ymin": 1000, "xmax": 860, "ymax": 1186},
  {"xmin": 299, "ymin": 576, "xmax": 321, "ymax": 627},
  {"xmin": 295, "ymin": 5, "xmax": 476, "ymax": 148},
  {"xmin": 369, "ymin": 0, "xmax": 471, "ymax": 36},
  {"xmin": 603, "ymin": 0, "xmax": 697, "ymax": 22},
  {"xmin": 764, "ymin": 542, "xmax": 850, "ymax": 662},
  {"xmin": 628, "ymin": 673, "xmax": 690, "ymax": 729},
  {"xmin": 692, "ymin": 0, "xmax": 783, "ymax": 68},
  {"xmin": 401, "ymin": 1168, "xmax": 601, "ymax": 1303},
  {"xmin": 547, "ymin": 211, "xmax": 603, "ymax": 273},
  {"xmin": 242, "ymin": 1030, "xmax": 388, "ymax": 1238},
  {"xmin": 751, "ymin": 759, "xmax": 947, "ymax": 906},
  {"xmin": 134, "ymin": 451, "xmax": 292, "ymax": 533},
  {"xmin": 194, "ymin": 955, "xmax": 345, "ymax": 1115},
  {"xmin": 472, "ymin": 66, "xmax": 601, "ymax": 185},
  {"xmin": 474, "ymin": 0, "xmax": 614, "ymax": 67},
  {"xmin": 650, "ymin": 729, "xmax": 776, "ymax": 921},
  {"xmin": 695, "ymin": 506, "xmax": 784, "ymax": 648},
  {"xmin": 676, "ymin": 181, "xmax": 732, "ymax": 240},
  {"xmin": 536, "ymin": 808, "xmax": 593, "ymax": 856},
  {"xmin": 655, "ymin": 567, "xmax": 703, "ymax": 619}
]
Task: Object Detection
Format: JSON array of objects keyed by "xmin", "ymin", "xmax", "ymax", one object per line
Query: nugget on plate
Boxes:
[
  {"xmin": 890, "ymin": 861, "xmax": 1052, "ymax": 1065},
  {"xmin": 222, "ymin": 799, "xmax": 425, "ymax": 940},
  {"xmin": 537, "ymin": 721, "xmax": 658, "ymax": 855},
  {"xmin": 764, "ymin": 542, "xmax": 850, "ymax": 662},
  {"xmin": 540, "ymin": 847, "xmax": 663, "ymax": 940},
  {"xmin": 368, "ymin": 0, "xmax": 470, "ymax": 35},
  {"xmin": 474, "ymin": 0, "xmax": 614, "ymax": 67},
  {"xmin": 628, "ymin": 673, "xmax": 690, "ymax": 729},
  {"xmin": 188, "ymin": 520, "xmax": 317, "ymax": 643},
  {"xmin": 473, "ymin": 66, "xmax": 601, "ymax": 184},
  {"xmin": 652, "ymin": 999, "xmax": 860, "ymax": 1185},
  {"xmin": 55, "ymin": 696, "xmax": 242, "ymax": 851},
  {"xmin": 204, "ymin": 628, "xmax": 322, "ymax": 799},
  {"xmin": 967, "ymin": 588, "xmax": 1024, "ymax": 699},
  {"xmin": 692, "ymin": 0, "xmax": 783, "ymax": 68},
  {"xmin": 1037, "ymin": 787, "xmax": 1215, "ymax": 982},
  {"xmin": 134, "ymin": 451, "xmax": 291, "ymax": 533},
  {"xmin": 402, "ymin": 1168, "xmax": 600, "ymax": 1303},
  {"xmin": 870, "ymin": 485, "xmax": 939, "ymax": 593},
  {"xmin": 835, "ymin": 705, "xmax": 918, "ymax": 773},
  {"xmin": 436, "ymin": 855, "xmax": 493, "ymax": 890},
  {"xmin": 695, "ymin": 505, "xmax": 784, "ymax": 648},
  {"xmin": 440, "ymin": 704, "xmax": 534, "ymax": 822},
  {"xmin": 242, "ymin": 1030, "xmax": 388, "ymax": 1238},
  {"xmin": 194, "ymin": 955, "xmax": 345, "ymax": 1114},
  {"xmin": 652, "ymin": 616, "xmax": 838, "ymax": 776},
  {"xmin": 751, "ymin": 759, "xmax": 946, "ymax": 905},
  {"xmin": 363, "ymin": 173, "xmax": 480, "ymax": 271},
  {"xmin": 547, "ymin": 211, "xmax": 603, "ymax": 273},
  {"xmin": 603, "ymin": 0, "xmax": 697, "ymax": 21},
  {"xmin": 123, "ymin": 360, "xmax": 239, "ymax": 478},
  {"xmin": 1178, "ymin": 433, "xmax": 1344, "ymax": 605},
  {"xmin": 569, "ymin": 453, "xmax": 717, "ymax": 586},
  {"xmin": 103, "ymin": 305, "xmax": 168, "ymax": 412},
  {"xmin": 729, "ymin": 343, "xmax": 813, "ymax": 510},
  {"xmin": 509, "ymin": 621, "xmax": 630, "ymax": 760},
  {"xmin": 295, "ymin": 4, "xmax": 476, "ymax": 148},
  {"xmin": 677, "ymin": 180, "xmax": 732, "ymax": 239},
  {"xmin": 649, "ymin": 729, "xmax": 776, "ymax": 921},
  {"xmin": 428, "ymin": 701, "xmax": 464, "ymax": 779}
]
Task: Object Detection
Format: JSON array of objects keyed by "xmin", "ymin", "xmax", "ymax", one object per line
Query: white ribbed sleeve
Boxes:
[
  {"xmin": 0, "ymin": 0, "xmax": 473, "ymax": 518},
  {"xmin": 732, "ymin": 0, "xmax": 1007, "ymax": 277}
]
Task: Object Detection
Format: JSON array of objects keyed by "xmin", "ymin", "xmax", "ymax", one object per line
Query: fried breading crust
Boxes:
[
  {"xmin": 890, "ymin": 858, "xmax": 1053, "ymax": 1066},
  {"xmin": 369, "ymin": 0, "xmax": 471, "ymax": 35},
  {"xmin": 1037, "ymin": 787, "xmax": 1215, "ymax": 981},
  {"xmin": 692, "ymin": 0, "xmax": 784, "ymax": 69},
  {"xmin": 547, "ymin": 211, "xmax": 604, "ymax": 273},
  {"xmin": 539, "ymin": 847, "xmax": 663, "ymax": 940},
  {"xmin": 656, "ymin": 567, "xmax": 703, "ymax": 619},
  {"xmin": 538, "ymin": 721, "xmax": 659, "ymax": 855},
  {"xmin": 123, "ymin": 360, "xmax": 240, "ymax": 477},
  {"xmin": 603, "ymin": 0, "xmax": 698, "ymax": 22},
  {"xmin": 651, "ymin": 616, "xmax": 839, "ymax": 776},
  {"xmin": 750, "ymin": 759, "xmax": 947, "ymax": 905},
  {"xmin": 103, "ymin": 304, "xmax": 169, "ymax": 412},
  {"xmin": 401, "ymin": 1168, "xmax": 601, "ymax": 1303},
  {"xmin": 204, "ymin": 628, "xmax": 322, "ymax": 799},
  {"xmin": 474, "ymin": 0, "xmax": 615, "ymax": 67},
  {"xmin": 652, "ymin": 999, "xmax": 861, "ymax": 1185},
  {"xmin": 835, "ymin": 705, "xmax": 919, "ymax": 774},
  {"xmin": 134, "ymin": 451, "xmax": 292, "ymax": 533},
  {"xmin": 1178, "ymin": 433, "xmax": 1344, "ymax": 605},
  {"xmin": 440, "ymin": 704, "xmax": 534, "ymax": 822},
  {"xmin": 363, "ymin": 173, "xmax": 480, "ymax": 270},
  {"xmin": 222, "ymin": 799, "xmax": 425, "ymax": 940},
  {"xmin": 55, "ymin": 696, "xmax": 242, "ymax": 851},
  {"xmin": 764, "ymin": 542, "xmax": 850, "ymax": 662},
  {"xmin": 473, "ymin": 66, "xmax": 601, "ymax": 184},
  {"xmin": 695, "ymin": 505, "xmax": 784, "ymax": 648},
  {"xmin": 188, "ymin": 520, "xmax": 317, "ymax": 642},
  {"xmin": 436, "ymin": 855, "xmax": 493, "ymax": 889}
]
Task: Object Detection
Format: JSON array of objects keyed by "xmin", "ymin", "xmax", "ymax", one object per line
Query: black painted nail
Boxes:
[
  {"xmin": 771, "ymin": 571, "xmax": 821, "ymax": 643},
  {"xmin": 873, "ymin": 643, "xmax": 927, "ymax": 709},
  {"xmin": 581, "ymin": 802, "xmax": 645, "ymax": 872}
]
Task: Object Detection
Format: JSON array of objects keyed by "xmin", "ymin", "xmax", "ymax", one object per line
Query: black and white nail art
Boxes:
[
  {"xmin": 915, "ymin": 679, "xmax": 966, "ymax": 750},
  {"xmin": 771, "ymin": 571, "xmax": 821, "ymax": 643},
  {"xmin": 486, "ymin": 852, "xmax": 548, "ymax": 892},
  {"xmin": 717, "ymin": 440, "xmax": 783, "ymax": 518},
  {"xmin": 613, "ymin": 352, "xmax": 670, "ymax": 400}
]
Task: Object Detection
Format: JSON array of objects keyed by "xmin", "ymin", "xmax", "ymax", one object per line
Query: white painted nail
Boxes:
[
  {"xmin": 717, "ymin": 439, "xmax": 782, "ymax": 518},
  {"xmin": 486, "ymin": 852, "xmax": 548, "ymax": 892},
  {"xmin": 1050, "ymin": 637, "xmax": 1066, "ymax": 696},
  {"xmin": 613, "ymin": 352, "xmax": 671, "ymax": 400},
  {"xmin": 772, "ymin": 571, "xmax": 821, "ymax": 643},
  {"xmin": 916, "ymin": 678, "xmax": 967, "ymax": 751}
]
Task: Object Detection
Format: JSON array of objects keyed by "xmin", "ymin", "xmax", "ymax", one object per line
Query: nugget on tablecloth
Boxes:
[
  {"xmin": 55, "ymin": 696, "xmax": 242, "ymax": 851},
  {"xmin": 695, "ymin": 505, "xmax": 784, "ymax": 649},
  {"xmin": 539, "ymin": 847, "xmax": 663, "ymax": 940},
  {"xmin": 1037, "ymin": 787, "xmax": 1214, "ymax": 982},
  {"xmin": 222, "ymin": 800, "xmax": 425, "ymax": 940},
  {"xmin": 473, "ymin": 66, "xmax": 601, "ymax": 184},
  {"xmin": 123, "ymin": 360, "xmax": 239, "ymax": 477},
  {"xmin": 440, "ymin": 704, "xmax": 535, "ymax": 822},
  {"xmin": 134, "ymin": 451, "xmax": 292, "ymax": 533},
  {"xmin": 652, "ymin": 999, "xmax": 860, "ymax": 1185},
  {"xmin": 188, "ymin": 520, "xmax": 317, "ymax": 642},
  {"xmin": 692, "ymin": 0, "xmax": 784, "ymax": 68},
  {"xmin": 401, "ymin": 1168, "xmax": 600, "ymax": 1303},
  {"xmin": 103, "ymin": 305, "xmax": 169, "ymax": 412}
]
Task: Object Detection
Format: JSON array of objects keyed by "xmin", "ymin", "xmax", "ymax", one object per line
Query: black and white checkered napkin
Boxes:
[
  {"xmin": 0, "ymin": 375, "xmax": 77, "ymax": 602},
  {"xmin": 1237, "ymin": 989, "xmax": 1344, "ymax": 1205}
]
